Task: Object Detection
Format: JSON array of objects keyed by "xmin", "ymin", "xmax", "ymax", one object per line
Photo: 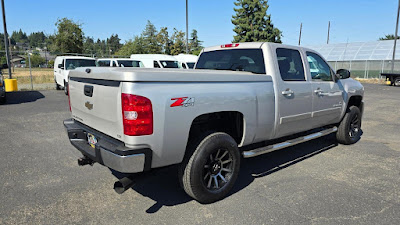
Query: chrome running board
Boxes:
[{"xmin": 242, "ymin": 127, "xmax": 338, "ymax": 158}]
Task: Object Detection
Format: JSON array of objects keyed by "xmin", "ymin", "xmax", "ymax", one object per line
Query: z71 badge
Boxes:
[{"xmin": 170, "ymin": 97, "xmax": 195, "ymax": 107}]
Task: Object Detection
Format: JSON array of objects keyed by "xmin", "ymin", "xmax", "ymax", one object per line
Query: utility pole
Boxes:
[
  {"xmin": 327, "ymin": 21, "xmax": 330, "ymax": 44},
  {"xmin": 1, "ymin": 0, "xmax": 12, "ymax": 78},
  {"xmin": 298, "ymin": 23, "xmax": 302, "ymax": 46},
  {"xmin": 8, "ymin": 36, "xmax": 13, "ymax": 72},
  {"xmin": 391, "ymin": 0, "xmax": 400, "ymax": 73},
  {"xmin": 185, "ymin": 0, "xmax": 189, "ymax": 54}
]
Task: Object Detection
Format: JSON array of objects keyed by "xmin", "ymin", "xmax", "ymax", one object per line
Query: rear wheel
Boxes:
[
  {"xmin": 394, "ymin": 77, "xmax": 400, "ymax": 86},
  {"xmin": 64, "ymin": 81, "xmax": 68, "ymax": 95},
  {"xmin": 336, "ymin": 106, "xmax": 362, "ymax": 145},
  {"xmin": 55, "ymin": 80, "xmax": 61, "ymax": 90},
  {"xmin": 181, "ymin": 132, "xmax": 240, "ymax": 204}
]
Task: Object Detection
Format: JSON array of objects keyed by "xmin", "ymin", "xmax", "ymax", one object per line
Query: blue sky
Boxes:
[{"xmin": 4, "ymin": 0, "xmax": 399, "ymax": 47}]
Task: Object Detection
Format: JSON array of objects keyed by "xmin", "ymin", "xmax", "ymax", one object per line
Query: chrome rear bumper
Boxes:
[{"xmin": 63, "ymin": 119, "xmax": 152, "ymax": 173}]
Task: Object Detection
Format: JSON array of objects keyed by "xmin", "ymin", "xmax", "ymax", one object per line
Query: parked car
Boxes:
[
  {"xmin": 130, "ymin": 54, "xmax": 180, "ymax": 68},
  {"xmin": 64, "ymin": 42, "xmax": 364, "ymax": 203},
  {"xmin": 0, "ymin": 64, "xmax": 7, "ymax": 104},
  {"xmin": 174, "ymin": 54, "xmax": 198, "ymax": 69},
  {"xmin": 54, "ymin": 56, "xmax": 96, "ymax": 95},
  {"xmin": 96, "ymin": 58, "xmax": 144, "ymax": 68}
]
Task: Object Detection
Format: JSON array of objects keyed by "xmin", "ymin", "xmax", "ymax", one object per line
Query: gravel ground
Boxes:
[{"xmin": 0, "ymin": 84, "xmax": 399, "ymax": 224}]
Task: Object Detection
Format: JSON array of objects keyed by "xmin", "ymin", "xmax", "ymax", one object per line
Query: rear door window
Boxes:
[
  {"xmin": 160, "ymin": 60, "xmax": 179, "ymax": 68},
  {"xmin": 196, "ymin": 49, "xmax": 266, "ymax": 74},
  {"xmin": 276, "ymin": 48, "xmax": 305, "ymax": 81},
  {"xmin": 153, "ymin": 61, "xmax": 161, "ymax": 68},
  {"xmin": 66, "ymin": 59, "xmax": 96, "ymax": 70},
  {"xmin": 97, "ymin": 60, "xmax": 111, "ymax": 67}
]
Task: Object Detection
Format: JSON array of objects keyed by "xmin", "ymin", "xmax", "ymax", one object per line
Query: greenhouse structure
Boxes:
[{"xmin": 306, "ymin": 40, "xmax": 400, "ymax": 78}]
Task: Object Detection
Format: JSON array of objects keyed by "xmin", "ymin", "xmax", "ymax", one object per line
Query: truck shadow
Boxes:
[
  {"xmin": 111, "ymin": 134, "xmax": 342, "ymax": 213},
  {"xmin": 2, "ymin": 91, "xmax": 45, "ymax": 104}
]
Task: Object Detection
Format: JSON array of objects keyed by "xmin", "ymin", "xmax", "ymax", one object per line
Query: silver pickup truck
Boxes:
[{"xmin": 64, "ymin": 42, "xmax": 364, "ymax": 203}]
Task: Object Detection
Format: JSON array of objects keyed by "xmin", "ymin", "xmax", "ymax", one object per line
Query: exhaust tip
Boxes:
[{"xmin": 113, "ymin": 177, "xmax": 136, "ymax": 194}]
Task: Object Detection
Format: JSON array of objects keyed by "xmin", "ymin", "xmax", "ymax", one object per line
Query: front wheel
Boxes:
[
  {"xmin": 336, "ymin": 106, "xmax": 362, "ymax": 145},
  {"xmin": 181, "ymin": 132, "xmax": 241, "ymax": 204},
  {"xmin": 64, "ymin": 81, "xmax": 68, "ymax": 95}
]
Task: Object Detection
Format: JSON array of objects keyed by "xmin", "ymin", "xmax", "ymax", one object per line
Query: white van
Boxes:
[
  {"xmin": 174, "ymin": 54, "xmax": 198, "ymax": 69},
  {"xmin": 130, "ymin": 54, "xmax": 180, "ymax": 69},
  {"xmin": 54, "ymin": 56, "xmax": 96, "ymax": 94},
  {"xmin": 96, "ymin": 58, "xmax": 144, "ymax": 68}
]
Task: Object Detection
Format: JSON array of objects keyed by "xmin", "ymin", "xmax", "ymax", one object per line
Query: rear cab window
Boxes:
[
  {"xmin": 196, "ymin": 49, "xmax": 266, "ymax": 74},
  {"xmin": 276, "ymin": 48, "xmax": 305, "ymax": 81}
]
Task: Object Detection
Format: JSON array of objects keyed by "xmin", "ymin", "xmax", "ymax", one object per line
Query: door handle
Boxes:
[
  {"xmin": 314, "ymin": 89, "xmax": 327, "ymax": 96},
  {"xmin": 282, "ymin": 89, "xmax": 294, "ymax": 96}
]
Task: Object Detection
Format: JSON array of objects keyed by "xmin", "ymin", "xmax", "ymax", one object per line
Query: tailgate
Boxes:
[{"xmin": 69, "ymin": 78, "xmax": 123, "ymax": 141}]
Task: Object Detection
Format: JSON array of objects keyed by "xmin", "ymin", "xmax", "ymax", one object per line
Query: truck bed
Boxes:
[{"xmin": 69, "ymin": 67, "xmax": 272, "ymax": 82}]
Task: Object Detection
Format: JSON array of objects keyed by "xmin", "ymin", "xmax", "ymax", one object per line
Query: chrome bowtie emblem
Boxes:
[{"xmin": 85, "ymin": 101, "xmax": 93, "ymax": 110}]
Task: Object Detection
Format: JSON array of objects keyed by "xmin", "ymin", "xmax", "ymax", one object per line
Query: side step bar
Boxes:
[{"xmin": 242, "ymin": 127, "xmax": 337, "ymax": 158}]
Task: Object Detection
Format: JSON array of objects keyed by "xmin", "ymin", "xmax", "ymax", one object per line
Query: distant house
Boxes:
[{"xmin": 11, "ymin": 55, "xmax": 26, "ymax": 68}]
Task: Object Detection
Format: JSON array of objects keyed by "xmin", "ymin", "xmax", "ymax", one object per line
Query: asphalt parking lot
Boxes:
[{"xmin": 0, "ymin": 83, "xmax": 399, "ymax": 224}]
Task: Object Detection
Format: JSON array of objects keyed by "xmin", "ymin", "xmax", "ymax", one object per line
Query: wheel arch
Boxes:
[{"xmin": 186, "ymin": 111, "xmax": 245, "ymax": 149}]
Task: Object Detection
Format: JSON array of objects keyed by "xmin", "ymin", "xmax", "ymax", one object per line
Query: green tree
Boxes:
[
  {"xmin": 54, "ymin": 18, "xmax": 84, "ymax": 53},
  {"xmin": 26, "ymin": 52, "xmax": 46, "ymax": 67},
  {"xmin": 83, "ymin": 36, "xmax": 96, "ymax": 55},
  {"xmin": 157, "ymin": 27, "xmax": 172, "ymax": 54},
  {"xmin": 379, "ymin": 34, "xmax": 400, "ymax": 40},
  {"xmin": 142, "ymin": 21, "xmax": 162, "ymax": 54},
  {"xmin": 115, "ymin": 36, "xmax": 147, "ymax": 56},
  {"xmin": 11, "ymin": 29, "xmax": 28, "ymax": 43},
  {"xmin": 93, "ymin": 38, "xmax": 104, "ymax": 56},
  {"xmin": 189, "ymin": 29, "xmax": 203, "ymax": 54},
  {"xmin": 170, "ymin": 28, "xmax": 186, "ymax": 55},
  {"xmin": 107, "ymin": 34, "xmax": 122, "ymax": 55},
  {"xmin": 28, "ymin": 31, "xmax": 46, "ymax": 48},
  {"xmin": 232, "ymin": 0, "xmax": 281, "ymax": 43}
]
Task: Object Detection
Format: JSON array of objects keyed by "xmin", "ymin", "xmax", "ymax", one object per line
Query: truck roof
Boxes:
[
  {"xmin": 174, "ymin": 54, "xmax": 198, "ymax": 63},
  {"xmin": 97, "ymin": 58, "xmax": 137, "ymax": 61},
  {"xmin": 55, "ymin": 56, "xmax": 95, "ymax": 60},
  {"xmin": 130, "ymin": 54, "xmax": 177, "ymax": 61},
  {"xmin": 202, "ymin": 42, "xmax": 316, "ymax": 53}
]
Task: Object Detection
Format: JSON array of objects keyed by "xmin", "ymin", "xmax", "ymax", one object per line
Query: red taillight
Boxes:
[
  {"xmin": 68, "ymin": 84, "xmax": 71, "ymax": 112},
  {"xmin": 121, "ymin": 94, "xmax": 153, "ymax": 136},
  {"xmin": 221, "ymin": 43, "xmax": 239, "ymax": 48}
]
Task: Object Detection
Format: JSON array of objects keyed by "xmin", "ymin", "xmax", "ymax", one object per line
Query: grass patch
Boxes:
[
  {"xmin": 13, "ymin": 75, "xmax": 54, "ymax": 84},
  {"xmin": 3, "ymin": 68, "xmax": 54, "ymax": 84}
]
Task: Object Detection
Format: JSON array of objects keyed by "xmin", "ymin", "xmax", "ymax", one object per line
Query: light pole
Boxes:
[
  {"xmin": 28, "ymin": 52, "xmax": 33, "ymax": 90},
  {"xmin": 186, "ymin": 0, "xmax": 189, "ymax": 54},
  {"xmin": 391, "ymin": 0, "xmax": 400, "ymax": 73},
  {"xmin": 1, "ymin": 0, "xmax": 12, "ymax": 78}
]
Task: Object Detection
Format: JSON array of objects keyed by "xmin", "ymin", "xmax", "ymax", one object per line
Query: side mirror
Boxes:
[
  {"xmin": 58, "ymin": 64, "xmax": 64, "ymax": 69},
  {"xmin": 336, "ymin": 69, "xmax": 351, "ymax": 79},
  {"xmin": 0, "ymin": 63, "xmax": 8, "ymax": 69}
]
